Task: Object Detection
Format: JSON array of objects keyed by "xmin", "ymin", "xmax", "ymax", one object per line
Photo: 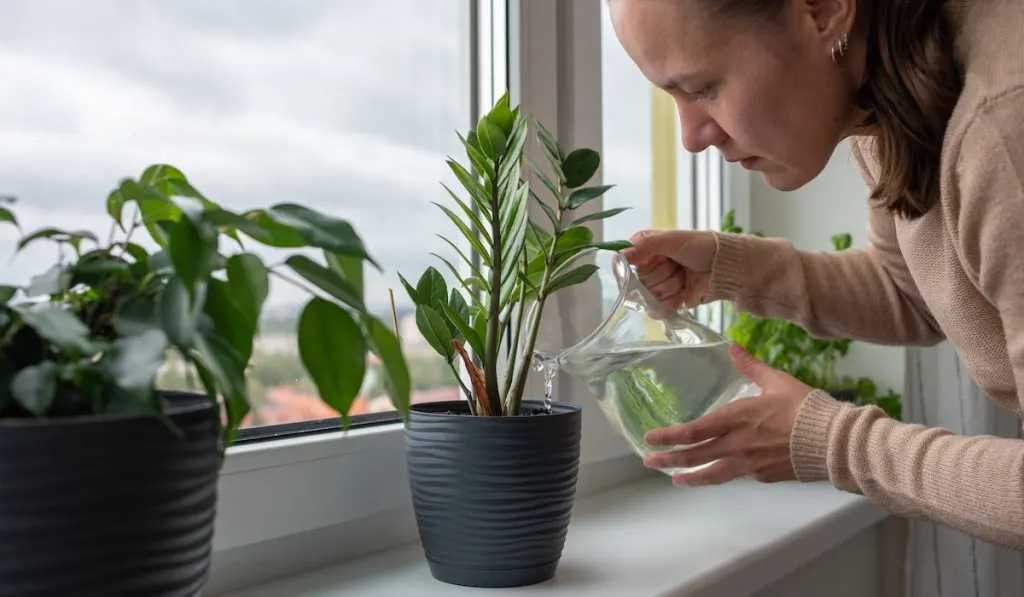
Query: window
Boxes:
[
  {"xmin": 0, "ymin": 0, "xmax": 478, "ymax": 434},
  {"xmin": 598, "ymin": 2, "xmax": 724, "ymax": 329}
]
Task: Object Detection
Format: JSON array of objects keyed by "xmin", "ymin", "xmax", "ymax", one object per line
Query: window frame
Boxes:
[{"xmin": 206, "ymin": 1, "xmax": 732, "ymax": 592}]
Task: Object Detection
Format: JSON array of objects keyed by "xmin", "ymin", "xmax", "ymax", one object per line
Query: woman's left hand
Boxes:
[{"xmin": 642, "ymin": 343, "xmax": 814, "ymax": 487}]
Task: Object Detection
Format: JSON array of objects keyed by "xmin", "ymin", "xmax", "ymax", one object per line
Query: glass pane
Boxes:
[{"xmin": 0, "ymin": 1, "xmax": 472, "ymax": 430}]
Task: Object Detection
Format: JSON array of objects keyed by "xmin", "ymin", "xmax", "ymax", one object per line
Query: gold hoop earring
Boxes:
[{"xmin": 830, "ymin": 31, "xmax": 849, "ymax": 65}]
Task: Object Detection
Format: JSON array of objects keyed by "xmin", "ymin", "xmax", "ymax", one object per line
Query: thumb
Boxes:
[
  {"xmin": 623, "ymin": 230, "xmax": 681, "ymax": 266},
  {"xmin": 728, "ymin": 343, "xmax": 775, "ymax": 385}
]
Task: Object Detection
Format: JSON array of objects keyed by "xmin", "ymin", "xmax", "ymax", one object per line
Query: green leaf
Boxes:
[
  {"xmin": 566, "ymin": 185, "xmax": 614, "ymax": 210},
  {"xmin": 160, "ymin": 275, "xmax": 205, "ymax": 348},
  {"xmin": 17, "ymin": 227, "xmax": 98, "ymax": 253},
  {"xmin": 476, "ymin": 117, "xmax": 507, "ymax": 160},
  {"xmin": 0, "ymin": 286, "xmax": 16, "ymax": 304},
  {"xmin": 433, "ymin": 202, "xmax": 492, "ymax": 267},
  {"xmin": 534, "ymin": 120, "xmax": 565, "ymax": 181},
  {"xmin": 168, "ymin": 217, "xmax": 217, "ymax": 301},
  {"xmin": 365, "ymin": 316, "xmax": 410, "ymax": 421},
  {"xmin": 562, "ymin": 148, "xmax": 601, "ymax": 188},
  {"xmin": 458, "ymin": 132, "xmax": 496, "ymax": 181},
  {"xmin": 206, "ymin": 209, "xmax": 307, "ymax": 248},
  {"xmin": 415, "ymin": 304, "xmax": 455, "ymax": 362},
  {"xmin": 0, "ymin": 207, "xmax": 18, "ymax": 230},
  {"xmin": 545, "ymin": 263, "xmax": 599, "ymax": 295},
  {"xmin": 285, "ymin": 255, "xmax": 365, "ymax": 312},
  {"xmin": 440, "ymin": 183, "xmax": 492, "ymax": 244},
  {"xmin": 115, "ymin": 299, "xmax": 160, "ymax": 337},
  {"xmin": 102, "ymin": 328, "xmax": 169, "ymax": 390},
  {"xmin": 445, "ymin": 289, "xmax": 470, "ymax": 342},
  {"xmin": 569, "ymin": 207, "xmax": 630, "ymax": 227},
  {"xmin": 297, "ymin": 298, "xmax": 367, "ymax": 428},
  {"xmin": 553, "ymin": 240, "xmax": 633, "ymax": 264},
  {"xmin": 10, "ymin": 362, "xmax": 57, "ymax": 416},
  {"xmin": 486, "ymin": 91, "xmax": 516, "ymax": 134},
  {"xmin": 327, "ymin": 252, "xmax": 363, "ymax": 302},
  {"xmin": 15, "ymin": 302, "xmax": 96, "ymax": 355},
  {"xmin": 203, "ymin": 280, "xmax": 254, "ymax": 364},
  {"xmin": 416, "ymin": 267, "xmax": 448, "ymax": 310},
  {"xmin": 226, "ymin": 253, "xmax": 269, "ymax": 328},
  {"xmin": 530, "ymin": 190, "xmax": 561, "ymax": 232},
  {"xmin": 446, "ymin": 159, "xmax": 491, "ymax": 215},
  {"xmin": 397, "ymin": 272, "xmax": 421, "ymax": 305},
  {"xmin": 193, "ymin": 331, "xmax": 249, "ymax": 445},
  {"xmin": 267, "ymin": 204, "xmax": 379, "ymax": 270},
  {"xmin": 442, "ymin": 302, "xmax": 483, "ymax": 357}
]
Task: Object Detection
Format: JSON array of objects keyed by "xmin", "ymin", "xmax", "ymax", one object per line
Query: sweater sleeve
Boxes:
[
  {"xmin": 790, "ymin": 101, "xmax": 1024, "ymax": 550},
  {"xmin": 707, "ymin": 139, "xmax": 944, "ymax": 346}
]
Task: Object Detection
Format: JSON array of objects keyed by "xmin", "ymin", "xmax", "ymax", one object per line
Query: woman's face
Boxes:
[{"xmin": 609, "ymin": 0, "xmax": 859, "ymax": 191}]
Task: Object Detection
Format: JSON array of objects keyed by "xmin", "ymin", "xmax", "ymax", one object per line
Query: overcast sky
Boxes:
[{"xmin": 0, "ymin": 0, "xmax": 652, "ymax": 319}]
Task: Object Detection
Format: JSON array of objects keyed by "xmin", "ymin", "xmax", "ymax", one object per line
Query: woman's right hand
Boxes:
[{"xmin": 621, "ymin": 229, "xmax": 718, "ymax": 312}]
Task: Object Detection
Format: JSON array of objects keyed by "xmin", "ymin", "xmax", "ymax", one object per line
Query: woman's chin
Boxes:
[{"xmin": 758, "ymin": 166, "xmax": 815, "ymax": 193}]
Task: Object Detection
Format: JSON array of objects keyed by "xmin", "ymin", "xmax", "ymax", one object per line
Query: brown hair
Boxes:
[{"xmin": 701, "ymin": 0, "xmax": 963, "ymax": 219}]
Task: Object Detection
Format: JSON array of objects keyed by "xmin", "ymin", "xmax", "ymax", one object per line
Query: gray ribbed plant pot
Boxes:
[
  {"xmin": 405, "ymin": 399, "xmax": 582, "ymax": 588},
  {"xmin": 0, "ymin": 391, "xmax": 221, "ymax": 597}
]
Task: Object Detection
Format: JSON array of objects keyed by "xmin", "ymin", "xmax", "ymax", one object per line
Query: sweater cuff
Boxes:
[
  {"xmin": 706, "ymin": 232, "xmax": 750, "ymax": 303},
  {"xmin": 790, "ymin": 389, "xmax": 849, "ymax": 483}
]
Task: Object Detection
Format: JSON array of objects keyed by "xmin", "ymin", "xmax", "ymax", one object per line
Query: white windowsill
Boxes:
[{"xmin": 219, "ymin": 473, "xmax": 887, "ymax": 597}]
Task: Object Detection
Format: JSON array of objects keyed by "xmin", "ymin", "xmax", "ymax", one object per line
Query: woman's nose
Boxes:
[{"xmin": 677, "ymin": 103, "xmax": 727, "ymax": 154}]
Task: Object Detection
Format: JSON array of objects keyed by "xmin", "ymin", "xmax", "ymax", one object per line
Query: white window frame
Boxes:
[{"xmin": 206, "ymin": 1, "xmax": 729, "ymax": 593}]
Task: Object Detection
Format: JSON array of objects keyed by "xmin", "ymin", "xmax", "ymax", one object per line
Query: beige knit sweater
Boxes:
[{"xmin": 707, "ymin": 1, "xmax": 1024, "ymax": 549}]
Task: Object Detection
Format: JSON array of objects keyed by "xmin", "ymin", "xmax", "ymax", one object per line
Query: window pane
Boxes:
[{"xmin": 0, "ymin": 1, "xmax": 472, "ymax": 429}]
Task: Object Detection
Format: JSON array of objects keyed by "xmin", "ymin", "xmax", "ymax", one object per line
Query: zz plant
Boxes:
[
  {"xmin": 0, "ymin": 166, "xmax": 410, "ymax": 445},
  {"xmin": 399, "ymin": 93, "xmax": 631, "ymax": 417}
]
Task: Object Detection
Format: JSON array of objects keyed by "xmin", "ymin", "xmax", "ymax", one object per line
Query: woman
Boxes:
[{"xmin": 612, "ymin": 0, "xmax": 1024, "ymax": 549}]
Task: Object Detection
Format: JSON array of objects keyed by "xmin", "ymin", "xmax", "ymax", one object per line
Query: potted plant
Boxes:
[
  {"xmin": 397, "ymin": 92, "xmax": 632, "ymax": 588},
  {"xmin": 0, "ymin": 167, "xmax": 410, "ymax": 596},
  {"xmin": 720, "ymin": 210, "xmax": 902, "ymax": 420}
]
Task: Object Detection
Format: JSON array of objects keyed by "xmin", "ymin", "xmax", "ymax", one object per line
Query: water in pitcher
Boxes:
[
  {"xmin": 537, "ymin": 340, "xmax": 758, "ymax": 475},
  {"xmin": 529, "ymin": 251, "xmax": 760, "ymax": 476}
]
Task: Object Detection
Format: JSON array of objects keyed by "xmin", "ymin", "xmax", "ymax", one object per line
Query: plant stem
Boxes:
[
  {"xmin": 502, "ymin": 250, "xmax": 530, "ymax": 407},
  {"xmin": 448, "ymin": 361, "xmax": 477, "ymax": 415},
  {"xmin": 508, "ymin": 204, "xmax": 563, "ymax": 415},
  {"xmin": 482, "ymin": 158, "xmax": 504, "ymax": 417}
]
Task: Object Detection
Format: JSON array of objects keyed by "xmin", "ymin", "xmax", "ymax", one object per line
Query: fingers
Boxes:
[
  {"xmin": 672, "ymin": 457, "xmax": 746, "ymax": 487},
  {"xmin": 644, "ymin": 400, "xmax": 747, "ymax": 447},
  {"xmin": 643, "ymin": 431, "xmax": 739, "ymax": 470}
]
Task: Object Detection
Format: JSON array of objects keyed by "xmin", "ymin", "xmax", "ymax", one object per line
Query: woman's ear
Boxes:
[{"xmin": 802, "ymin": 0, "xmax": 857, "ymax": 40}]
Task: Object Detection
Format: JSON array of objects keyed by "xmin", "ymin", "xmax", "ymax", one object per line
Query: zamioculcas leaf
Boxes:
[
  {"xmin": 226, "ymin": 253, "xmax": 269, "ymax": 328},
  {"xmin": 565, "ymin": 184, "xmax": 614, "ymax": 210},
  {"xmin": 416, "ymin": 267, "xmax": 448, "ymax": 311},
  {"xmin": 545, "ymin": 263, "xmax": 599, "ymax": 295},
  {"xmin": 397, "ymin": 272, "xmax": 421, "ymax": 305},
  {"xmin": 442, "ymin": 302, "xmax": 483, "ymax": 357},
  {"xmin": 562, "ymin": 148, "xmax": 601, "ymax": 188},
  {"xmin": 476, "ymin": 117, "xmax": 506, "ymax": 160},
  {"xmin": 365, "ymin": 316, "xmax": 410, "ymax": 421},
  {"xmin": 285, "ymin": 255, "xmax": 365, "ymax": 312},
  {"xmin": 15, "ymin": 303, "xmax": 96, "ymax": 356},
  {"xmin": 298, "ymin": 298, "xmax": 367, "ymax": 429},
  {"xmin": 10, "ymin": 362, "xmax": 57, "ymax": 416},
  {"xmin": 569, "ymin": 207, "xmax": 630, "ymax": 227},
  {"xmin": 415, "ymin": 305, "xmax": 455, "ymax": 363}
]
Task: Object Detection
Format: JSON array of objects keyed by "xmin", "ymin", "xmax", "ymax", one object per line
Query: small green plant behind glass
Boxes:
[
  {"xmin": 399, "ymin": 92, "xmax": 633, "ymax": 417},
  {"xmin": 0, "ymin": 167, "xmax": 410, "ymax": 446},
  {"xmin": 720, "ymin": 210, "xmax": 902, "ymax": 420}
]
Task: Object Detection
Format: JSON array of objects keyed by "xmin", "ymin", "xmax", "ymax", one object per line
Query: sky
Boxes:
[{"xmin": 0, "ymin": 0, "xmax": 654, "ymax": 321}]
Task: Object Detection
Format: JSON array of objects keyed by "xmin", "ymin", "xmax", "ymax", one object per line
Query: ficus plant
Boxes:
[
  {"xmin": 720, "ymin": 210, "xmax": 902, "ymax": 420},
  {"xmin": 0, "ymin": 166, "xmax": 410, "ymax": 447},
  {"xmin": 398, "ymin": 92, "xmax": 632, "ymax": 417}
]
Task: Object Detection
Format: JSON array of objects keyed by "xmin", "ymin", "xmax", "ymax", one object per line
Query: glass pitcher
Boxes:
[{"xmin": 531, "ymin": 251, "xmax": 761, "ymax": 476}]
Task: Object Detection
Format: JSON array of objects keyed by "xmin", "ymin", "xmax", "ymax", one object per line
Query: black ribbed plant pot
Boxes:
[
  {"xmin": 0, "ymin": 391, "xmax": 222, "ymax": 597},
  {"xmin": 405, "ymin": 399, "xmax": 582, "ymax": 588}
]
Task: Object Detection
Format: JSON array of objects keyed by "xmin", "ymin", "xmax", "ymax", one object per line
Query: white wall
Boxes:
[{"xmin": 747, "ymin": 140, "xmax": 905, "ymax": 397}]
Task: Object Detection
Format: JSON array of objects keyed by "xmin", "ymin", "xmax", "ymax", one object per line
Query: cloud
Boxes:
[{"xmin": 0, "ymin": 0, "xmax": 660, "ymax": 320}]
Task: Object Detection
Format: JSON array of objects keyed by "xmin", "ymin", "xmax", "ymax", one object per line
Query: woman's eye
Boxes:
[{"xmin": 687, "ymin": 86, "xmax": 715, "ymax": 101}]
